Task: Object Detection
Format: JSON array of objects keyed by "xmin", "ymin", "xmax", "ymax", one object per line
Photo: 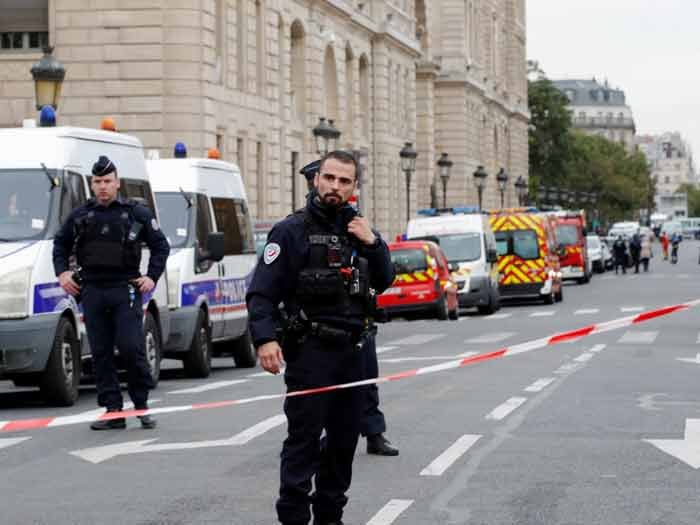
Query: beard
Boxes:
[{"xmin": 320, "ymin": 191, "xmax": 344, "ymax": 209}]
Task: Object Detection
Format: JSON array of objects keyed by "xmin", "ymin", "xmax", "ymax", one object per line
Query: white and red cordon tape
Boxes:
[{"xmin": 2, "ymin": 298, "xmax": 699, "ymax": 434}]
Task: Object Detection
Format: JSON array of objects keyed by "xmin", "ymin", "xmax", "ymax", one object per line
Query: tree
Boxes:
[{"xmin": 678, "ymin": 183, "xmax": 700, "ymax": 216}]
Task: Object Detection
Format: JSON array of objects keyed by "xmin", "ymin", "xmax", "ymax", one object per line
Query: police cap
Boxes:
[
  {"xmin": 299, "ymin": 159, "xmax": 321, "ymax": 182},
  {"xmin": 92, "ymin": 155, "xmax": 116, "ymax": 177}
]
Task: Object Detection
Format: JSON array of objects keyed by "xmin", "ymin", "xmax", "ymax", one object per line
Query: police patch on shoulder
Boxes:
[
  {"xmin": 151, "ymin": 218, "xmax": 160, "ymax": 231},
  {"xmin": 264, "ymin": 242, "xmax": 281, "ymax": 264}
]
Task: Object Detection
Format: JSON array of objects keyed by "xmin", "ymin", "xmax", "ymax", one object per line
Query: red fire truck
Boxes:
[{"xmin": 553, "ymin": 210, "xmax": 592, "ymax": 284}]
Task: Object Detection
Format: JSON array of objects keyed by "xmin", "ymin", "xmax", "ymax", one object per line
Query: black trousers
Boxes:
[
  {"xmin": 278, "ymin": 336, "xmax": 365, "ymax": 525},
  {"xmin": 81, "ymin": 282, "xmax": 154, "ymax": 410},
  {"xmin": 360, "ymin": 336, "xmax": 386, "ymax": 437}
]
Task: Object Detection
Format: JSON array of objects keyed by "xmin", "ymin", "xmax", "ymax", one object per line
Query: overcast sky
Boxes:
[{"xmin": 527, "ymin": 0, "xmax": 700, "ymax": 161}]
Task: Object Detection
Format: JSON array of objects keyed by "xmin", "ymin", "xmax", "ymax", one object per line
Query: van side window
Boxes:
[
  {"xmin": 119, "ymin": 179, "xmax": 156, "ymax": 211},
  {"xmin": 60, "ymin": 171, "xmax": 87, "ymax": 224},
  {"xmin": 233, "ymin": 199, "xmax": 255, "ymax": 253},
  {"xmin": 195, "ymin": 194, "xmax": 214, "ymax": 273},
  {"xmin": 211, "ymin": 197, "xmax": 254, "ymax": 255}
]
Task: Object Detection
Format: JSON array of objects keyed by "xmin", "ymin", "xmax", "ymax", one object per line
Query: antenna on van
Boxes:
[
  {"xmin": 179, "ymin": 186, "xmax": 193, "ymax": 208},
  {"xmin": 40, "ymin": 162, "xmax": 58, "ymax": 188}
]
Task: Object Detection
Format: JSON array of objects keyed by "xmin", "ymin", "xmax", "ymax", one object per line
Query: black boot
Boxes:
[
  {"xmin": 90, "ymin": 409, "xmax": 126, "ymax": 431},
  {"xmin": 138, "ymin": 414, "xmax": 157, "ymax": 429},
  {"xmin": 367, "ymin": 433, "xmax": 399, "ymax": 456}
]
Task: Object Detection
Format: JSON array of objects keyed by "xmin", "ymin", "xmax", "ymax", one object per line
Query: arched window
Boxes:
[
  {"xmin": 290, "ymin": 20, "xmax": 306, "ymax": 119},
  {"xmin": 323, "ymin": 45, "xmax": 338, "ymax": 121},
  {"xmin": 359, "ymin": 54, "xmax": 370, "ymax": 138}
]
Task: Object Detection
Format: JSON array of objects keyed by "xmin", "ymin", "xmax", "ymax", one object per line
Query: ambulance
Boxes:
[
  {"xmin": 147, "ymin": 149, "xmax": 258, "ymax": 378},
  {"xmin": 0, "ymin": 121, "xmax": 170, "ymax": 405},
  {"xmin": 489, "ymin": 208, "xmax": 564, "ymax": 304},
  {"xmin": 405, "ymin": 207, "xmax": 500, "ymax": 314},
  {"xmin": 553, "ymin": 210, "xmax": 591, "ymax": 284}
]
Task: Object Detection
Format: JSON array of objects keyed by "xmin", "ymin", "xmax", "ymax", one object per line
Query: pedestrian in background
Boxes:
[
  {"xmin": 629, "ymin": 233, "xmax": 642, "ymax": 273},
  {"xmin": 640, "ymin": 233, "xmax": 652, "ymax": 272},
  {"xmin": 613, "ymin": 235, "xmax": 628, "ymax": 275},
  {"xmin": 247, "ymin": 150, "xmax": 395, "ymax": 525},
  {"xmin": 660, "ymin": 232, "xmax": 669, "ymax": 260},
  {"xmin": 670, "ymin": 232, "xmax": 681, "ymax": 264},
  {"xmin": 53, "ymin": 155, "xmax": 169, "ymax": 430}
]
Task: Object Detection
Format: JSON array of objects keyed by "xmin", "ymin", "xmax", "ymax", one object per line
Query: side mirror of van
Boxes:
[
  {"xmin": 203, "ymin": 232, "xmax": 225, "ymax": 262},
  {"xmin": 448, "ymin": 262, "xmax": 459, "ymax": 272},
  {"xmin": 487, "ymin": 249, "xmax": 498, "ymax": 263}
]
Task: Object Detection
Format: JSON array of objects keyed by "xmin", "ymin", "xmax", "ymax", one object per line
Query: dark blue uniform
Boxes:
[
  {"xmin": 53, "ymin": 197, "xmax": 169, "ymax": 410},
  {"xmin": 246, "ymin": 194, "xmax": 394, "ymax": 525}
]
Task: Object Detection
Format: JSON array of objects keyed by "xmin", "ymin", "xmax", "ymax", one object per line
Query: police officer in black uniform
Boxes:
[
  {"xmin": 53, "ymin": 155, "xmax": 170, "ymax": 430},
  {"xmin": 300, "ymin": 159, "xmax": 398, "ymax": 457},
  {"xmin": 247, "ymin": 150, "xmax": 395, "ymax": 525}
]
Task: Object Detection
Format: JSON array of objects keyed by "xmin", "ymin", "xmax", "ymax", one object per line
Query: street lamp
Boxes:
[
  {"xmin": 515, "ymin": 175, "xmax": 528, "ymax": 206},
  {"xmin": 399, "ymin": 142, "xmax": 418, "ymax": 223},
  {"xmin": 30, "ymin": 46, "xmax": 66, "ymax": 110},
  {"xmin": 472, "ymin": 165, "xmax": 489, "ymax": 210},
  {"xmin": 312, "ymin": 117, "xmax": 341, "ymax": 157},
  {"xmin": 496, "ymin": 167, "xmax": 509, "ymax": 208},
  {"xmin": 437, "ymin": 152, "xmax": 453, "ymax": 208}
]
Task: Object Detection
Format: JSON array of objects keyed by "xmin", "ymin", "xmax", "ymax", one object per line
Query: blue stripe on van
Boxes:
[
  {"xmin": 33, "ymin": 282, "xmax": 156, "ymax": 315},
  {"xmin": 181, "ymin": 273, "xmax": 252, "ymax": 309}
]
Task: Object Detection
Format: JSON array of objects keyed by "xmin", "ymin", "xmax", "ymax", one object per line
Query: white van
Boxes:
[
  {"xmin": 147, "ymin": 157, "xmax": 257, "ymax": 377},
  {"xmin": 0, "ymin": 126, "xmax": 170, "ymax": 405},
  {"xmin": 406, "ymin": 208, "xmax": 500, "ymax": 314}
]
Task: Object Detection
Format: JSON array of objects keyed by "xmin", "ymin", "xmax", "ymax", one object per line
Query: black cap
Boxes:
[
  {"xmin": 299, "ymin": 159, "xmax": 321, "ymax": 182},
  {"xmin": 92, "ymin": 155, "xmax": 116, "ymax": 177}
]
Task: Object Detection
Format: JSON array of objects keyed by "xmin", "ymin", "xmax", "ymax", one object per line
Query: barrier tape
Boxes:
[{"xmin": 2, "ymin": 298, "xmax": 699, "ymax": 433}]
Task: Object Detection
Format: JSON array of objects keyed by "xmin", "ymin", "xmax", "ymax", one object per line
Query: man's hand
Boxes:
[
  {"xmin": 258, "ymin": 341, "xmax": 284, "ymax": 374},
  {"xmin": 132, "ymin": 276, "xmax": 155, "ymax": 294},
  {"xmin": 58, "ymin": 271, "xmax": 80, "ymax": 296},
  {"xmin": 347, "ymin": 216, "xmax": 376, "ymax": 246}
]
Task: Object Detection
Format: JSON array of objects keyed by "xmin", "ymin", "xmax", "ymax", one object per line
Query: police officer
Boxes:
[
  {"xmin": 300, "ymin": 159, "xmax": 398, "ymax": 457},
  {"xmin": 247, "ymin": 150, "xmax": 395, "ymax": 525},
  {"xmin": 53, "ymin": 155, "xmax": 170, "ymax": 430}
]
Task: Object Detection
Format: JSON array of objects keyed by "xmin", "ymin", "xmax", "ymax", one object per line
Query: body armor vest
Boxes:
[
  {"xmin": 75, "ymin": 203, "xmax": 142, "ymax": 273},
  {"xmin": 295, "ymin": 209, "xmax": 373, "ymax": 329}
]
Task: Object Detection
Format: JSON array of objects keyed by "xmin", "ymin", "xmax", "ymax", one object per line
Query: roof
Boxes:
[{"xmin": 551, "ymin": 79, "xmax": 628, "ymax": 107}]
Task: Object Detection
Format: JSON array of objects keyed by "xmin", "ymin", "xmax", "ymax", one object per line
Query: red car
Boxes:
[{"xmin": 378, "ymin": 240, "xmax": 459, "ymax": 321}]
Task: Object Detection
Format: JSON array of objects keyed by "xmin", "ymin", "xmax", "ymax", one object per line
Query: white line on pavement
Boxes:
[
  {"xmin": 379, "ymin": 356, "xmax": 464, "ymax": 363},
  {"xmin": 523, "ymin": 377, "xmax": 556, "ymax": 393},
  {"xmin": 590, "ymin": 344, "xmax": 607, "ymax": 353},
  {"xmin": 618, "ymin": 330, "xmax": 659, "ymax": 344},
  {"xmin": 554, "ymin": 363, "xmax": 581, "ymax": 374},
  {"xmin": 47, "ymin": 399, "xmax": 162, "ymax": 427},
  {"xmin": 464, "ymin": 332, "xmax": 515, "ymax": 344},
  {"xmin": 456, "ymin": 351, "xmax": 478, "ymax": 358},
  {"xmin": 168, "ymin": 380, "xmax": 249, "ymax": 394},
  {"xmin": 366, "ymin": 499, "xmax": 414, "ymax": 525},
  {"xmin": 484, "ymin": 313, "xmax": 512, "ymax": 320},
  {"xmin": 419, "ymin": 435, "xmax": 481, "ymax": 476},
  {"xmin": 575, "ymin": 308, "xmax": 600, "ymax": 315},
  {"xmin": 574, "ymin": 352, "xmax": 594, "ymax": 363},
  {"xmin": 529, "ymin": 311, "xmax": 555, "ymax": 317},
  {"xmin": 0, "ymin": 437, "xmax": 31, "ymax": 450},
  {"xmin": 385, "ymin": 334, "xmax": 445, "ymax": 346},
  {"xmin": 485, "ymin": 397, "xmax": 528, "ymax": 421},
  {"xmin": 376, "ymin": 346, "xmax": 399, "ymax": 354},
  {"xmin": 620, "ymin": 306, "xmax": 645, "ymax": 312}
]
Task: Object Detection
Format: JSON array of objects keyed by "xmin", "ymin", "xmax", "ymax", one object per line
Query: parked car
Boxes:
[
  {"xmin": 601, "ymin": 240, "xmax": 614, "ymax": 270},
  {"xmin": 586, "ymin": 234, "xmax": 604, "ymax": 273},
  {"xmin": 377, "ymin": 240, "xmax": 459, "ymax": 321}
]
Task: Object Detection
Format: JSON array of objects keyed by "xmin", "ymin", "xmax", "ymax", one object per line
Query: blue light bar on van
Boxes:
[{"xmin": 417, "ymin": 206, "xmax": 481, "ymax": 217}]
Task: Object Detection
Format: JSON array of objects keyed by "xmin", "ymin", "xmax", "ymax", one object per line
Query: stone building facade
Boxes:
[{"xmin": 0, "ymin": 0, "xmax": 528, "ymax": 237}]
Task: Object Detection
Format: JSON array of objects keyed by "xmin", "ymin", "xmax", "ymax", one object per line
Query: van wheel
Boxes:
[
  {"xmin": 183, "ymin": 310, "xmax": 212, "ymax": 378},
  {"xmin": 39, "ymin": 317, "xmax": 80, "ymax": 406},
  {"xmin": 478, "ymin": 292, "xmax": 497, "ymax": 315},
  {"xmin": 144, "ymin": 312, "xmax": 162, "ymax": 384},
  {"xmin": 232, "ymin": 330, "xmax": 257, "ymax": 368},
  {"xmin": 435, "ymin": 294, "xmax": 449, "ymax": 320},
  {"xmin": 543, "ymin": 290, "xmax": 555, "ymax": 305}
]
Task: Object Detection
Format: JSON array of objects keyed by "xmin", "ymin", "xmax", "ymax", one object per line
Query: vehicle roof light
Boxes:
[
  {"xmin": 100, "ymin": 117, "xmax": 117, "ymax": 131},
  {"xmin": 39, "ymin": 105, "xmax": 56, "ymax": 127},
  {"xmin": 207, "ymin": 147, "xmax": 221, "ymax": 159},
  {"xmin": 174, "ymin": 142, "xmax": 187, "ymax": 158}
]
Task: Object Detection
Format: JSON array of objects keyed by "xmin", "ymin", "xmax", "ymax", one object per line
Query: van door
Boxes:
[
  {"xmin": 194, "ymin": 194, "xmax": 224, "ymax": 339},
  {"xmin": 210, "ymin": 197, "xmax": 256, "ymax": 340}
]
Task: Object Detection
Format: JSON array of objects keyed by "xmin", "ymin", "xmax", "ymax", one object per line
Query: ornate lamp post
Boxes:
[
  {"xmin": 496, "ymin": 167, "xmax": 509, "ymax": 208},
  {"xmin": 399, "ymin": 142, "xmax": 418, "ymax": 223},
  {"xmin": 515, "ymin": 175, "xmax": 528, "ymax": 206},
  {"xmin": 312, "ymin": 117, "xmax": 341, "ymax": 157},
  {"xmin": 30, "ymin": 46, "xmax": 66, "ymax": 110},
  {"xmin": 437, "ymin": 152, "xmax": 453, "ymax": 208},
  {"xmin": 472, "ymin": 165, "xmax": 489, "ymax": 210}
]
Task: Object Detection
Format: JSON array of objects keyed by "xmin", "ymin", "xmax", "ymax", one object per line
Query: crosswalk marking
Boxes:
[
  {"xmin": 529, "ymin": 311, "xmax": 555, "ymax": 317},
  {"xmin": 484, "ymin": 313, "xmax": 512, "ymax": 320},
  {"xmin": 485, "ymin": 397, "xmax": 527, "ymax": 420},
  {"xmin": 575, "ymin": 308, "xmax": 599, "ymax": 315},
  {"xmin": 420, "ymin": 434, "xmax": 481, "ymax": 476},
  {"xmin": 464, "ymin": 332, "xmax": 515, "ymax": 344},
  {"xmin": 168, "ymin": 380, "xmax": 249, "ymax": 394},
  {"xmin": 620, "ymin": 306, "xmax": 645, "ymax": 312},
  {"xmin": 524, "ymin": 377, "xmax": 555, "ymax": 393},
  {"xmin": 366, "ymin": 499, "xmax": 414, "ymax": 525},
  {"xmin": 385, "ymin": 334, "xmax": 445, "ymax": 346},
  {"xmin": 618, "ymin": 330, "xmax": 658, "ymax": 344},
  {"xmin": 0, "ymin": 437, "xmax": 31, "ymax": 451},
  {"xmin": 554, "ymin": 363, "xmax": 581, "ymax": 374}
]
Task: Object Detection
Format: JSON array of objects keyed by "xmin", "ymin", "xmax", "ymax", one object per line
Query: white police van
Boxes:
[
  {"xmin": 406, "ymin": 207, "xmax": 500, "ymax": 314},
  {"xmin": 147, "ymin": 153, "xmax": 257, "ymax": 377},
  {"xmin": 0, "ymin": 124, "xmax": 170, "ymax": 405}
]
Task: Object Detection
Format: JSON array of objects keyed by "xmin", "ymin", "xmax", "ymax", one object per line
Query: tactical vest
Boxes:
[
  {"xmin": 295, "ymin": 208, "xmax": 373, "ymax": 329},
  {"xmin": 75, "ymin": 202, "xmax": 142, "ymax": 273}
]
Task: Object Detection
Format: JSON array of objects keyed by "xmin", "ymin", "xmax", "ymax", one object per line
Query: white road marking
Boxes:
[
  {"xmin": 419, "ymin": 434, "xmax": 481, "ymax": 476},
  {"xmin": 574, "ymin": 352, "xmax": 594, "ymax": 363},
  {"xmin": 644, "ymin": 418, "xmax": 700, "ymax": 469},
  {"xmin": 485, "ymin": 397, "xmax": 528, "ymax": 421},
  {"xmin": 385, "ymin": 334, "xmax": 445, "ymax": 346},
  {"xmin": 575, "ymin": 308, "xmax": 600, "ymax": 315},
  {"xmin": 248, "ymin": 369, "xmax": 284, "ymax": 378},
  {"xmin": 554, "ymin": 363, "xmax": 581, "ymax": 374},
  {"xmin": 366, "ymin": 499, "xmax": 414, "ymax": 525},
  {"xmin": 376, "ymin": 346, "xmax": 399, "ymax": 354},
  {"xmin": 380, "ymin": 356, "xmax": 463, "ymax": 363},
  {"xmin": 47, "ymin": 400, "xmax": 161, "ymax": 427},
  {"xmin": 168, "ymin": 380, "xmax": 249, "ymax": 394},
  {"xmin": 618, "ymin": 330, "xmax": 658, "ymax": 344},
  {"xmin": 524, "ymin": 377, "xmax": 556, "ymax": 393},
  {"xmin": 0, "ymin": 437, "xmax": 31, "ymax": 450},
  {"xmin": 464, "ymin": 332, "xmax": 515, "ymax": 344},
  {"xmin": 456, "ymin": 351, "xmax": 479, "ymax": 358},
  {"xmin": 620, "ymin": 306, "xmax": 645, "ymax": 312},
  {"xmin": 529, "ymin": 311, "xmax": 555, "ymax": 317},
  {"xmin": 590, "ymin": 344, "xmax": 607, "ymax": 353},
  {"xmin": 484, "ymin": 313, "xmax": 512, "ymax": 320},
  {"xmin": 676, "ymin": 354, "xmax": 700, "ymax": 365}
]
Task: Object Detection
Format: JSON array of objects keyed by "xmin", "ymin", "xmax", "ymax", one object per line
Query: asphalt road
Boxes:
[{"xmin": 2, "ymin": 241, "xmax": 700, "ymax": 524}]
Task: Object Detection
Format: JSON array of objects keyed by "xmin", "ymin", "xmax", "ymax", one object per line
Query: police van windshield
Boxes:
[
  {"xmin": 154, "ymin": 192, "xmax": 194, "ymax": 248},
  {"xmin": 390, "ymin": 249, "xmax": 428, "ymax": 273},
  {"xmin": 0, "ymin": 169, "xmax": 57, "ymax": 241},
  {"xmin": 435, "ymin": 232, "xmax": 482, "ymax": 262},
  {"xmin": 556, "ymin": 225, "xmax": 579, "ymax": 246}
]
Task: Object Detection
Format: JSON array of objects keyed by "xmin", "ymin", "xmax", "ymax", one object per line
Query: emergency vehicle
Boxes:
[
  {"xmin": 405, "ymin": 207, "xmax": 500, "ymax": 314},
  {"xmin": 489, "ymin": 208, "xmax": 564, "ymax": 304},
  {"xmin": 0, "ymin": 119, "xmax": 170, "ymax": 405},
  {"xmin": 147, "ymin": 148, "xmax": 257, "ymax": 377},
  {"xmin": 377, "ymin": 240, "xmax": 459, "ymax": 320},
  {"xmin": 553, "ymin": 210, "xmax": 591, "ymax": 284}
]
